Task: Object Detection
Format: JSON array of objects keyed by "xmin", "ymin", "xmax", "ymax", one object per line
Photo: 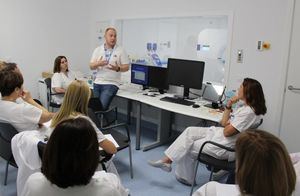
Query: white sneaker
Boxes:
[
  {"xmin": 148, "ymin": 160, "xmax": 172, "ymax": 172},
  {"xmin": 212, "ymin": 170, "xmax": 229, "ymax": 180}
]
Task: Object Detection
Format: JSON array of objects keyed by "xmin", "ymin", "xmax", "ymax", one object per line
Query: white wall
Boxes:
[
  {"xmin": 0, "ymin": 0, "xmax": 91, "ymax": 98},
  {"xmin": 89, "ymin": 0, "xmax": 293, "ymax": 134}
]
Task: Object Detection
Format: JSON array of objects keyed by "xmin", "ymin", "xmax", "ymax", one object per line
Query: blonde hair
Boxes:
[
  {"xmin": 51, "ymin": 80, "xmax": 91, "ymax": 128},
  {"xmin": 236, "ymin": 130, "xmax": 296, "ymax": 196}
]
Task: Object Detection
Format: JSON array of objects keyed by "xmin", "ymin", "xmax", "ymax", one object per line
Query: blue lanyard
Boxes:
[{"xmin": 104, "ymin": 44, "xmax": 115, "ymax": 63}]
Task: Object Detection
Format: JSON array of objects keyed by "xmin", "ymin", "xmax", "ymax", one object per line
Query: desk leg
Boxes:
[
  {"xmin": 135, "ymin": 102, "xmax": 141, "ymax": 150},
  {"xmin": 127, "ymin": 100, "xmax": 132, "ymax": 125},
  {"xmin": 143, "ymin": 109, "xmax": 171, "ymax": 151}
]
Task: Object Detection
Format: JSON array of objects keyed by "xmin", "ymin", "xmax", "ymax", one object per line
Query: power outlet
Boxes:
[{"xmin": 237, "ymin": 49, "xmax": 243, "ymax": 63}]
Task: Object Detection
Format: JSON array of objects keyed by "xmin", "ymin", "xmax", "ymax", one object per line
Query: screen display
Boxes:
[
  {"xmin": 131, "ymin": 64, "xmax": 149, "ymax": 86},
  {"xmin": 167, "ymin": 58, "xmax": 205, "ymax": 90},
  {"xmin": 202, "ymin": 83, "xmax": 225, "ymax": 102}
]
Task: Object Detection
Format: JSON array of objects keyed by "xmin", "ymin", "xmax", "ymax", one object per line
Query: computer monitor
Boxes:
[
  {"xmin": 148, "ymin": 66, "xmax": 168, "ymax": 93},
  {"xmin": 202, "ymin": 82, "xmax": 226, "ymax": 103},
  {"xmin": 131, "ymin": 63, "xmax": 149, "ymax": 87},
  {"xmin": 167, "ymin": 58, "xmax": 205, "ymax": 99}
]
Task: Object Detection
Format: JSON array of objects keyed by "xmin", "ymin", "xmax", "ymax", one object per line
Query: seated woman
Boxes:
[
  {"xmin": 193, "ymin": 130, "xmax": 298, "ymax": 196},
  {"xmin": 0, "ymin": 67, "xmax": 54, "ymax": 131},
  {"xmin": 148, "ymin": 78, "xmax": 267, "ymax": 185},
  {"xmin": 22, "ymin": 117, "xmax": 128, "ymax": 196},
  {"xmin": 50, "ymin": 79, "xmax": 117, "ymax": 155},
  {"xmin": 51, "ymin": 56, "xmax": 76, "ymax": 104}
]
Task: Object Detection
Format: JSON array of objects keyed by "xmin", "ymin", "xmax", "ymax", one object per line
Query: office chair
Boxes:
[
  {"xmin": 190, "ymin": 118, "xmax": 264, "ymax": 195},
  {"xmin": 44, "ymin": 77, "xmax": 63, "ymax": 111},
  {"xmin": 88, "ymin": 108, "xmax": 133, "ymax": 178},
  {"xmin": 88, "ymin": 97, "xmax": 118, "ymax": 128},
  {"xmin": 0, "ymin": 122, "xmax": 19, "ymax": 185}
]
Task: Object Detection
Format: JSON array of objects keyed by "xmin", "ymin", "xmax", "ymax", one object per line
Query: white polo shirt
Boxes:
[
  {"xmin": 51, "ymin": 71, "xmax": 76, "ymax": 104},
  {"xmin": 90, "ymin": 44, "xmax": 129, "ymax": 86},
  {"xmin": 0, "ymin": 99, "xmax": 42, "ymax": 132}
]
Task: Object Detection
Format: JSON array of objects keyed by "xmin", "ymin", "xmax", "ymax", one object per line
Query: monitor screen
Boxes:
[
  {"xmin": 202, "ymin": 82, "xmax": 225, "ymax": 102},
  {"xmin": 131, "ymin": 64, "xmax": 149, "ymax": 86},
  {"xmin": 148, "ymin": 66, "xmax": 169, "ymax": 91},
  {"xmin": 167, "ymin": 58, "xmax": 205, "ymax": 98}
]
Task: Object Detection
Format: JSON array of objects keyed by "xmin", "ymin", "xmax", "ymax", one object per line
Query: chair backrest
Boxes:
[
  {"xmin": 250, "ymin": 118, "xmax": 263, "ymax": 129},
  {"xmin": 44, "ymin": 77, "xmax": 52, "ymax": 104},
  {"xmin": 88, "ymin": 108, "xmax": 102, "ymax": 128},
  {"xmin": 88, "ymin": 97, "xmax": 104, "ymax": 112},
  {"xmin": 0, "ymin": 122, "xmax": 19, "ymax": 163}
]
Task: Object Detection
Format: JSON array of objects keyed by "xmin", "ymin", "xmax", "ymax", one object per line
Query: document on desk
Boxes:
[{"xmin": 99, "ymin": 134, "xmax": 119, "ymax": 150}]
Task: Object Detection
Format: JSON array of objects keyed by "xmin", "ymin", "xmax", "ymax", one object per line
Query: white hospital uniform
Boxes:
[
  {"xmin": 90, "ymin": 44, "xmax": 129, "ymax": 86},
  {"xmin": 165, "ymin": 105, "xmax": 262, "ymax": 184},
  {"xmin": 0, "ymin": 99, "xmax": 42, "ymax": 132},
  {"xmin": 21, "ymin": 171, "xmax": 129, "ymax": 196},
  {"xmin": 193, "ymin": 176, "xmax": 300, "ymax": 196},
  {"xmin": 51, "ymin": 71, "xmax": 76, "ymax": 104}
]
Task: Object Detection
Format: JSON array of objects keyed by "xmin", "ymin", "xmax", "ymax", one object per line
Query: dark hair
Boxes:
[
  {"xmin": 242, "ymin": 78, "xmax": 267, "ymax": 115},
  {"xmin": 0, "ymin": 69, "xmax": 24, "ymax": 96},
  {"xmin": 236, "ymin": 130, "xmax": 296, "ymax": 196},
  {"xmin": 53, "ymin": 56, "xmax": 68, "ymax": 73},
  {"xmin": 0, "ymin": 62, "xmax": 18, "ymax": 72},
  {"xmin": 42, "ymin": 117, "xmax": 99, "ymax": 188}
]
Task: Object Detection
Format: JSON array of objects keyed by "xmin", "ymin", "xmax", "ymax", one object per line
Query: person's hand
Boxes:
[
  {"xmin": 227, "ymin": 96, "xmax": 239, "ymax": 108},
  {"xmin": 108, "ymin": 61, "xmax": 120, "ymax": 72},
  {"xmin": 96, "ymin": 56, "xmax": 108, "ymax": 67},
  {"xmin": 22, "ymin": 90, "xmax": 32, "ymax": 102}
]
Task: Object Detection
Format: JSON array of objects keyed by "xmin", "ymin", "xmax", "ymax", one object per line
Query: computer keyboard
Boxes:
[{"xmin": 160, "ymin": 96, "xmax": 195, "ymax": 106}]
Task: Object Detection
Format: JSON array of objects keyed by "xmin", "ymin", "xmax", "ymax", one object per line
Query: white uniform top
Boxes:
[
  {"xmin": 51, "ymin": 71, "xmax": 76, "ymax": 104},
  {"xmin": 90, "ymin": 44, "xmax": 129, "ymax": 86},
  {"xmin": 0, "ymin": 99, "xmax": 42, "ymax": 132},
  {"xmin": 203, "ymin": 105, "xmax": 262, "ymax": 160},
  {"xmin": 193, "ymin": 179, "xmax": 300, "ymax": 196},
  {"xmin": 21, "ymin": 171, "xmax": 129, "ymax": 196},
  {"xmin": 45, "ymin": 115, "xmax": 106, "ymax": 143}
]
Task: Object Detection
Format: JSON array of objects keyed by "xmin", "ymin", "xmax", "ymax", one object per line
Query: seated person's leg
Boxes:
[{"xmin": 99, "ymin": 84, "xmax": 119, "ymax": 110}]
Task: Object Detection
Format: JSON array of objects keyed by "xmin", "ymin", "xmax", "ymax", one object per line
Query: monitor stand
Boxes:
[{"xmin": 174, "ymin": 87, "xmax": 190, "ymax": 100}]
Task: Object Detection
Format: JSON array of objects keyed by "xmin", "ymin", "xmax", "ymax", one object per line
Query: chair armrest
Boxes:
[
  {"xmin": 94, "ymin": 105, "xmax": 117, "ymax": 115},
  {"xmin": 198, "ymin": 141, "xmax": 235, "ymax": 160},
  {"xmin": 101, "ymin": 123, "xmax": 130, "ymax": 142},
  {"xmin": 50, "ymin": 92, "xmax": 65, "ymax": 96}
]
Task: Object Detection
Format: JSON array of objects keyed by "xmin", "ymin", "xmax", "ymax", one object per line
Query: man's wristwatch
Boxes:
[{"xmin": 116, "ymin": 66, "xmax": 121, "ymax": 72}]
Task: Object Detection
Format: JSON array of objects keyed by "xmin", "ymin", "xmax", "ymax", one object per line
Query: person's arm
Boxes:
[
  {"xmin": 52, "ymin": 87, "xmax": 65, "ymax": 93},
  {"xmin": 108, "ymin": 62, "xmax": 129, "ymax": 72},
  {"xmin": 99, "ymin": 139, "xmax": 117, "ymax": 154},
  {"xmin": 22, "ymin": 90, "xmax": 54, "ymax": 123},
  {"xmin": 220, "ymin": 96, "xmax": 240, "ymax": 126},
  {"xmin": 90, "ymin": 56, "xmax": 108, "ymax": 70},
  {"xmin": 223, "ymin": 124, "xmax": 239, "ymax": 137}
]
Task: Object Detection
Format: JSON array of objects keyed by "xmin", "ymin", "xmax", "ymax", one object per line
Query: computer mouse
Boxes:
[{"xmin": 192, "ymin": 104, "xmax": 200, "ymax": 108}]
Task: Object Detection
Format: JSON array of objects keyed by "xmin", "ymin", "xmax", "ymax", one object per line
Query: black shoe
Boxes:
[{"xmin": 175, "ymin": 175, "xmax": 192, "ymax": 186}]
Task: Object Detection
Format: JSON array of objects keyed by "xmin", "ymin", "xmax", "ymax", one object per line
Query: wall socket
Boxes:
[{"xmin": 237, "ymin": 49, "xmax": 243, "ymax": 63}]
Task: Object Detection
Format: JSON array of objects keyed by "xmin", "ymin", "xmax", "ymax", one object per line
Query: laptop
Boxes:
[{"xmin": 202, "ymin": 82, "xmax": 226, "ymax": 109}]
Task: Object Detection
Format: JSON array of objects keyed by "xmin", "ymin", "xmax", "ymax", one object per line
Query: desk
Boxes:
[{"xmin": 116, "ymin": 84, "xmax": 223, "ymax": 151}]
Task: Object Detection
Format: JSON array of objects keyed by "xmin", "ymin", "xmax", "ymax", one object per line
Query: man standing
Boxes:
[{"xmin": 90, "ymin": 27, "xmax": 129, "ymax": 110}]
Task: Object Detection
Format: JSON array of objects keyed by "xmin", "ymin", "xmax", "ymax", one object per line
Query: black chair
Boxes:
[
  {"xmin": 189, "ymin": 118, "xmax": 264, "ymax": 195},
  {"xmin": 0, "ymin": 122, "xmax": 19, "ymax": 185},
  {"xmin": 37, "ymin": 141, "xmax": 113, "ymax": 172},
  {"xmin": 88, "ymin": 97, "xmax": 118, "ymax": 128},
  {"xmin": 88, "ymin": 108, "xmax": 133, "ymax": 178},
  {"xmin": 190, "ymin": 141, "xmax": 235, "ymax": 195},
  {"xmin": 44, "ymin": 77, "xmax": 63, "ymax": 111}
]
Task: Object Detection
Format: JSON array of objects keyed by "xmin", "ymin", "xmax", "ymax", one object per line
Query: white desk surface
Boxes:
[{"xmin": 117, "ymin": 84, "xmax": 223, "ymax": 123}]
